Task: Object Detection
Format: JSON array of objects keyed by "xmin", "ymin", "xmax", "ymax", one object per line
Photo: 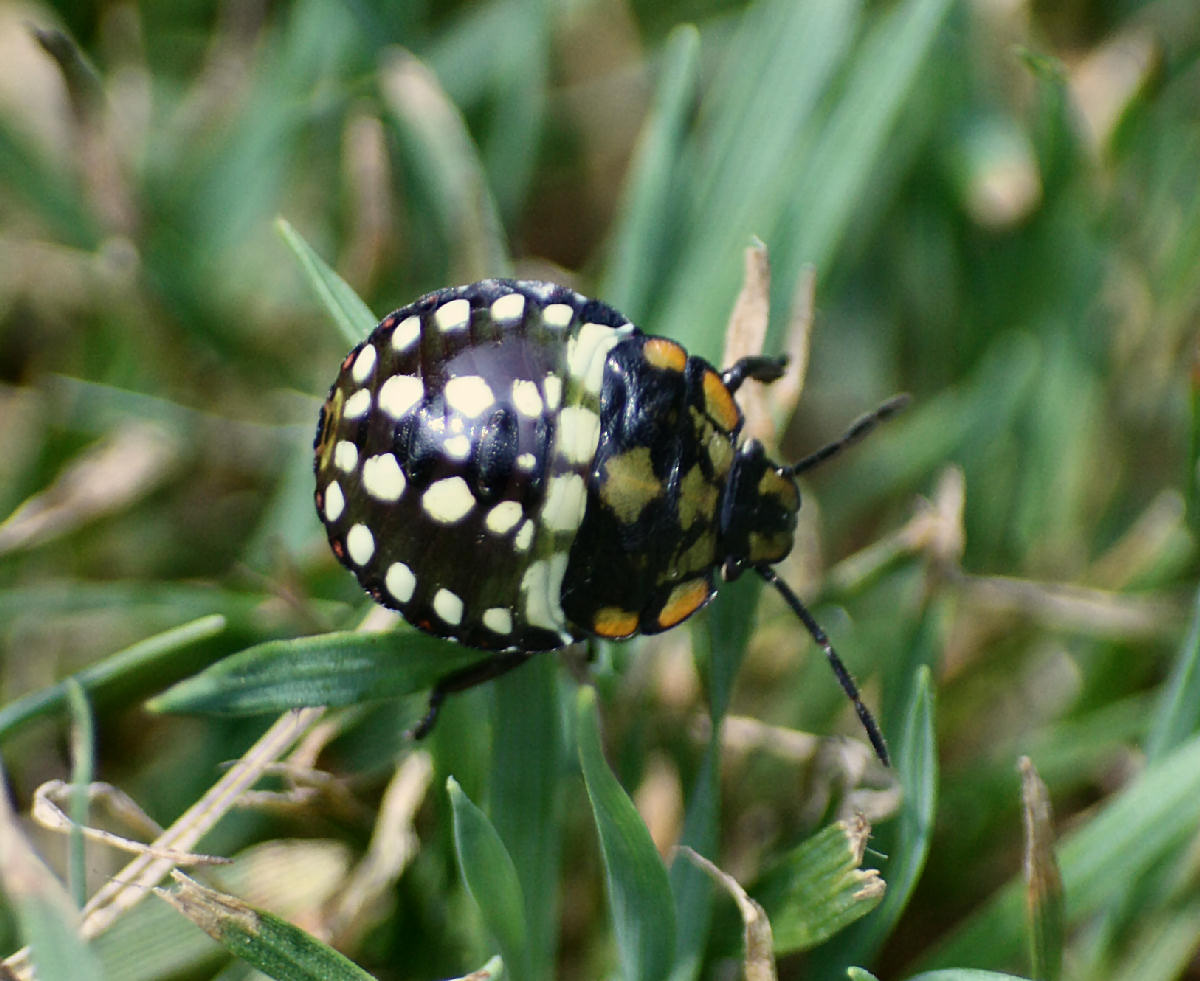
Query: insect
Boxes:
[{"xmin": 314, "ymin": 280, "xmax": 906, "ymax": 763}]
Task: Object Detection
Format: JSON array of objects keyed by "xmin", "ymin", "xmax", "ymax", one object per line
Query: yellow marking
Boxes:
[
  {"xmin": 643, "ymin": 337, "xmax": 687, "ymax": 373},
  {"xmin": 315, "ymin": 389, "xmax": 344, "ymax": 472},
  {"xmin": 749, "ymin": 530, "xmax": 793, "ymax": 565},
  {"xmin": 593, "ymin": 607, "xmax": 640, "ymax": 639},
  {"xmin": 690, "ymin": 407, "xmax": 734, "ymax": 478},
  {"xmin": 703, "ymin": 370, "xmax": 740, "ymax": 432},
  {"xmin": 600, "ymin": 447, "xmax": 662, "ymax": 524},
  {"xmin": 669, "ymin": 531, "xmax": 716, "ymax": 579},
  {"xmin": 677, "ymin": 465, "xmax": 718, "ymax": 531},
  {"xmin": 657, "ymin": 579, "xmax": 711, "ymax": 630},
  {"xmin": 758, "ymin": 468, "xmax": 800, "ymax": 511}
]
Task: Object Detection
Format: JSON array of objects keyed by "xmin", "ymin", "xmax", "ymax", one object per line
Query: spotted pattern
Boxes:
[{"xmin": 314, "ymin": 278, "xmax": 786, "ymax": 657}]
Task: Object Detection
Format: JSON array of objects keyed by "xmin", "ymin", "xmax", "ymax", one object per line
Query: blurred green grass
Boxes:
[{"xmin": 2, "ymin": 0, "xmax": 1200, "ymax": 979}]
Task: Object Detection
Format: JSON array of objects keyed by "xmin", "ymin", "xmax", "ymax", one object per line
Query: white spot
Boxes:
[
  {"xmin": 436, "ymin": 298, "xmax": 471, "ymax": 333},
  {"xmin": 352, "ymin": 344, "xmax": 377, "ymax": 384},
  {"xmin": 486, "ymin": 500, "xmax": 523, "ymax": 535},
  {"xmin": 520, "ymin": 553, "xmax": 570, "ymax": 633},
  {"xmin": 386, "ymin": 562, "xmax": 416, "ymax": 603},
  {"xmin": 557, "ymin": 406, "xmax": 601, "ymax": 465},
  {"xmin": 323, "ymin": 481, "xmax": 345, "ymax": 522},
  {"xmin": 433, "ymin": 588, "xmax": 464, "ymax": 626},
  {"xmin": 517, "ymin": 453, "xmax": 537, "ymax": 472},
  {"xmin": 334, "ymin": 440, "xmax": 358, "ymax": 473},
  {"xmin": 379, "ymin": 375, "xmax": 424, "ymax": 418},
  {"xmin": 491, "ymin": 293, "xmax": 525, "ymax": 324},
  {"xmin": 541, "ymin": 473, "xmax": 587, "ymax": 532},
  {"xmin": 511, "ymin": 380, "xmax": 543, "ymax": 418},
  {"xmin": 444, "ymin": 375, "xmax": 495, "ymax": 418},
  {"xmin": 391, "ymin": 315, "xmax": 420, "ymax": 352},
  {"xmin": 362, "ymin": 454, "xmax": 406, "ymax": 502},
  {"xmin": 346, "ymin": 524, "xmax": 375, "ymax": 566},
  {"xmin": 543, "ymin": 376, "xmax": 562, "ymax": 411},
  {"xmin": 483, "ymin": 607, "xmax": 513, "ymax": 635},
  {"xmin": 344, "ymin": 389, "xmax": 371, "ymax": 419},
  {"xmin": 443, "ymin": 434, "xmax": 472, "ymax": 460},
  {"xmin": 566, "ymin": 322, "xmax": 630, "ymax": 396},
  {"xmin": 422, "ymin": 477, "xmax": 475, "ymax": 524},
  {"xmin": 514, "ymin": 520, "xmax": 535, "ymax": 552},
  {"xmin": 542, "ymin": 303, "xmax": 574, "ymax": 328}
]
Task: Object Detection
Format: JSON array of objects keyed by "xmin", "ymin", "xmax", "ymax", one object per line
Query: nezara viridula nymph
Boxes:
[{"xmin": 314, "ymin": 279, "xmax": 905, "ymax": 763}]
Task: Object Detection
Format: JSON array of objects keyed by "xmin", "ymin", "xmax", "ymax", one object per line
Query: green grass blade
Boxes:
[
  {"xmin": 276, "ymin": 217, "xmax": 377, "ymax": 344},
  {"xmin": 0, "ymin": 615, "xmax": 227, "ymax": 741},
  {"xmin": 666, "ymin": 738, "xmax": 720, "ymax": 981},
  {"xmin": 902, "ymin": 972, "xmax": 1035, "ymax": 981},
  {"xmin": 916, "ymin": 731, "xmax": 1200, "ymax": 972},
  {"xmin": 488, "ymin": 655, "xmax": 564, "ymax": 981},
  {"xmin": 448, "ymin": 776, "xmax": 532, "ymax": 980},
  {"xmin": 577, "ymin": 686, "xmax": 676, "ymax": 981},
  {"xmin": 0, "ymin": 772, "xmax": 104, "ymax": 981},
  {"xmin": 157, "ymin": 873, "xmax": 374, "ymax": 981},
  {"xmin": 1145, "ymin": 582, "xmax": 1200, "ymax": 762},
  {"xmin": 814, "ymin": 665, "xmax": 937, "ymax": 972},
  {"xmin": 64, "ymin": 678, "xmax": 94, "ymax": 911},
  {"xmin": 148, "ymin": 629, "xmax": 482, "ymax": 715},
  {"xmin": 784, "ymin": 0, "xmax": 956, "ymax": 272},
  {"xmin": 601, "ymin": 24, "xmax": 701, "ymax": 318},
  {"xmin": 749, "ymin": 819, "xmax": 885, "ymax": 955},
  {"xmin": 379, "ymin": 48, "xmax": 510, "ymax": 283},
  {"xmin": 1019, "ymin": 758, "xmax": 1063, "ymax": 981}
]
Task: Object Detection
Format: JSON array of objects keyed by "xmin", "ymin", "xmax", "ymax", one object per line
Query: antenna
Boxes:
[{"xmin": 786, "ymin": 393, "xmax": 911, "ymax": 477}]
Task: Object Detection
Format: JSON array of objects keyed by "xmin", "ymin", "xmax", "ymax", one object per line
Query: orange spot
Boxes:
[
  {"xmin": 643, "ymin": 337, "xmax": 687, "ymax": 373},
  {"xmin": 702, "ymin": 371, "xmax": 740, "ymax": 432},
  {"xmin": 593, "ymin": 607, "xmax": 640, "ymax": 638},
  {"xmin": 656, "ymin": 579, "xmax": 712, "ymax": 630}
]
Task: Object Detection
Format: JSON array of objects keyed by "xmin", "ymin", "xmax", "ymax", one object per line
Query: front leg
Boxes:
[{"xmin": 721, "ymin": 354, "xmax": 788, "ymax": 393}]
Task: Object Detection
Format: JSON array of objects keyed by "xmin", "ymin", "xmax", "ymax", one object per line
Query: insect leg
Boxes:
[
  {"xmin": 409, "ymin": 650, "xmax": 537, "ymax": 739},
  {"xmin": 721, "ymin": 354, "xmax": 789, "ymax": 393}
]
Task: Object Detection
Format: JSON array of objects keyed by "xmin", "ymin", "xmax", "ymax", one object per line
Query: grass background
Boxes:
[{"xmin": 2, "ymin": 0, "xmax": 1200, "ymax": 979}]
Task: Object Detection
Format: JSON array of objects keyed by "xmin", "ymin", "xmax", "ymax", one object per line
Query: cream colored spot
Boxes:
[
  {"xmin": 486, "ymin": 500, "xmax": 523, "ymax": 535},
  {"xmin": 543, "ymin": 376, "xmax": 562, "ymax": 411},
  {"xmin": 566, "ymin": 321, "xmax": 631, "ymax": 396},
  {"xmin": 362, "ymin": 454, "xmax": 406, "ymax": 502},
  {"xmin": 352, "ymin": 344, "xmax": 377, "ymax": 384},
  {"xmin": 517, "ymin": 452, "xmax": 537, "ymax": 472},
  {"xmin": 520, "ymin": 552, "xmax": 570, "ymax": 632},
  {"xmin": 444, "ymin": 375, "xmax": 495, "ymax": 418},
  {"xmin": 391, "ymin": 315, "xmax": 420, "ymax": 352},
  {"xmin": 323, "ymin": 481, "xmax": 345, "ymax": 522},
  {"xmin": 541, "ymin": 474, "xmax": 587, "ymax": 532},
  {"xmin": 334, "ymin": 440, "xmax": 358, "ymax": 473},
  {"xmin": 422, "ymin": 477, "xmax": 475, "ymax": 524},
  {"xmin": 542, "ymin": 303, "xmax": 573, "ymax": 328},
  {"xmin": 483, "ymin": 607, "xmax": 513, "ymax": 635},
  {"xmin": 386, "ymin": 562, "xmax": 416, "ymax": 603},
  {"xmin": 346, "ymin": 524, "xmax": 375, "ymax": 566},
  {"xmin": 557, "ymin": 406, "xmax": 602, "ymax": 465},
  {"xmin": 511, "ymin": 380, "xmax": 543, "ymax": 418},
  {"xmin": 433, "ymin": 588, "xmax": 464, "ymax": 626},
  {"xmin": 443, "ymin": 434, "xmax": 472, "ymax": 460},
  {"xmin": 491, "ymin": 293, "xmax": 525, "ymax": 323},
  {"xmin": 514, "ymin": 519, "xmax": 535, "ymax": 552},
  {"xmin": 343, "ymin": 389, "xmax": 371, "ymax": 419},
  {"xmin": 435, "ymin": 298, "xmax": 471, "ymax": 333},
  {"xmin": 379, "ymin": 375, "xmax": 424, "ymax": 417}
]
